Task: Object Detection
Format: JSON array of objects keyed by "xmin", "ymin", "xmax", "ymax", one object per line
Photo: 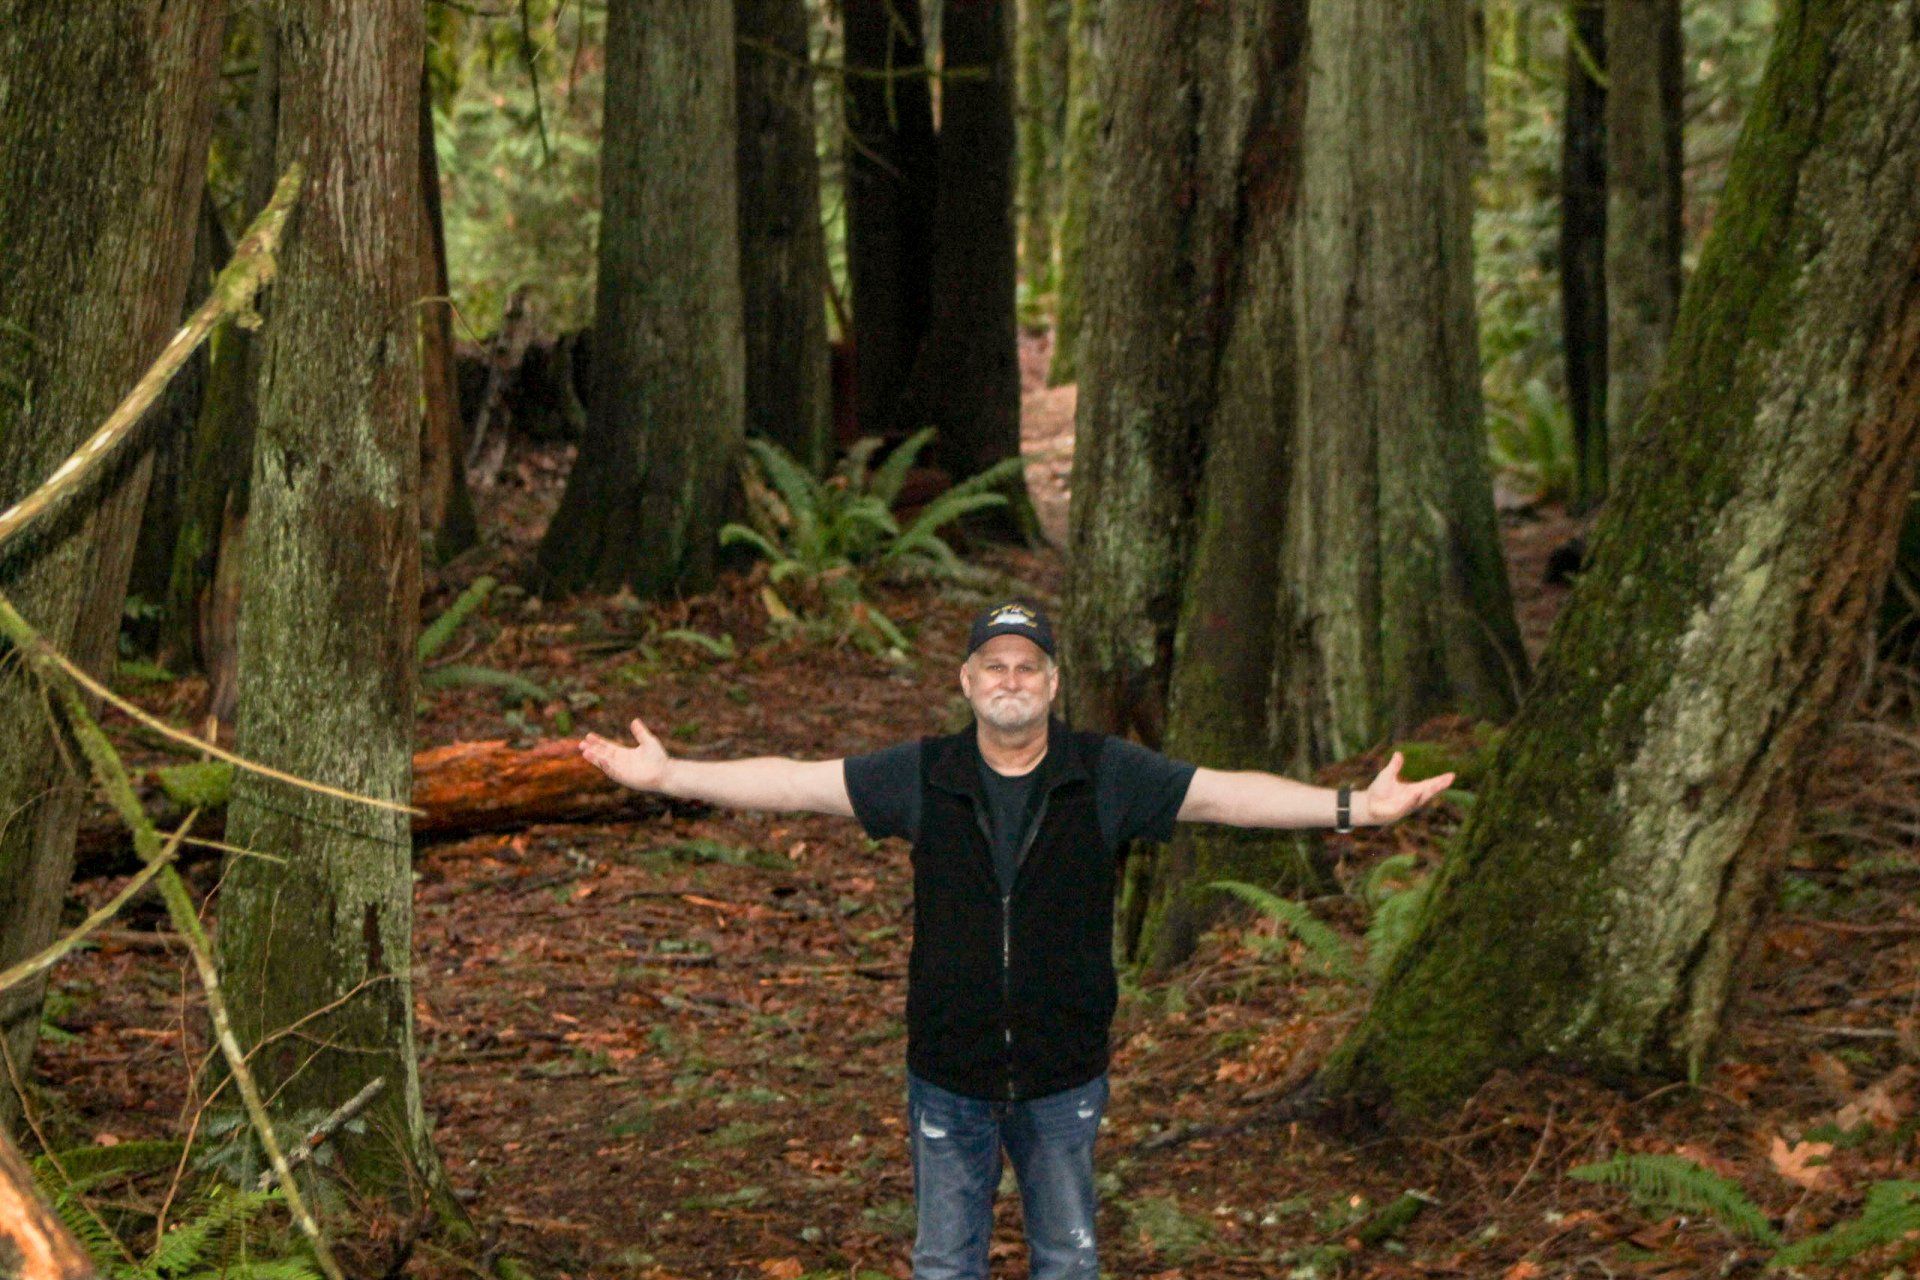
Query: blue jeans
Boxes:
[{"xmin": 906, "ymin": 1071, "xmax": 1109, "ymax": 1280}]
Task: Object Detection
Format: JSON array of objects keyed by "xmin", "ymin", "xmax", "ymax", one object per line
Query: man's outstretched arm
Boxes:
[
  {"xmin": 578, "ymin": 716, "xmax": 855, "ymax": 817},
  {"xmin": 1176, "ymin": 751, "xmax": 1453, "ymax": 829}
]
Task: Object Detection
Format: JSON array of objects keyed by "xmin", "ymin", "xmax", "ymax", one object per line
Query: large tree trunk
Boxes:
[
  {"xmin": 1283, "ymin": 0, "xmax": 1525, "ymax": 766},
  {"xmin": 1605, "ymin": 0, "xmax": 1684, "ymax": 459},
  {"xmin": 0, "ymin": 1, "xmax": 225, "ymax": 1135},
  {"xmin": 842, "ymin": 0, "xmax": 938, "ymax": 440},
  {"xmin": 1324, "ymin": 0, "xmax": 1920, "ymax": 1118},
  {"xmin": 161, "ymin": 19, "xmax": 279, "ymax": 694},
  {"xmin": 1118, "ymin": 2, "xmax": 1315, "ymax": 967},
  {"xmin": 418, "ymin": 62, "xmax": 477, "ymax": 565},
  {"xmin": 1017, "ymin": 0, "xmax": 1067, "ymax": 292},
  {"xmin": 737, "ymin": 0, "xmax": 833, "ymax": 473},
  {"xmin": 1060, "ymin": 0, "xmax": 1254, "ymax": 741},
  {"xmin": 896, "ymin": 0, "xmax": 1029, "ymax": 521},
  {"xmin": 216, "ymin": 0, "xmax": 455, "ymax": 1218},
  {"xmin": 536, "ymin": 0, "xmax": 745, "ymax": 597},
  {"xmin": 1045, "ymin": 0, "xmax": 1100, "ymax": 387},
  {"xmin": 1562, "ymin": 0, "xmax": 1609, "ymax": 512}
]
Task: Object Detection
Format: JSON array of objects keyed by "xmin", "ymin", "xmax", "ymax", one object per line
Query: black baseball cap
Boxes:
[{"xmin": 966, "ymin": 601, "xmax": 1055, "ymax": 658}]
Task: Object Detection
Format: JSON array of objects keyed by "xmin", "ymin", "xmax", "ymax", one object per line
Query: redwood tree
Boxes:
[
  {"xmin": 1325, "ymin": 0, "xmax": 1920, "ymax": 1117},
  {"xmin": 0, "ymin": 1, "xmax": 225, "ymax": 1132},
  {"xmin": 536, "ymin": 0, "xmax": 745, "ymax": 596},
  {"xmin": 1118, "ymin": 0, "xmax": 1313, "ymax": 965},
  {"xmin": 738, "ymin": 0, "xmax": 832, "ymax": 472},
  {"xmin": 842, "ymin": 0, "xmax": 937, "ymax": 441},
  {"xmin": 1047, "ymin": 0, "xmax": 1101, "ymax": 387},
  {"xmin": 1605, "ymin": 0, "xmax": 1685, "ymax": 459},
  {"xmin": 1283, "ymin": 0, "xmax": 1525, "ymax": 766},
  {"xmin": 216, "ymin": 0, "xmax": 456, "ymax": 1216},
  {"xmin": 1563, "ymin": 0, "xmax": 1609, "ymax": 512},
  {"xmin": 895, "ymin": 0, "xmax": 1028, "ymax": 517}
]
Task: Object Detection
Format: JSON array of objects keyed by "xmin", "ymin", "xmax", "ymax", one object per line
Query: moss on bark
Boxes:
[{"xmin": 1324, "ymin": 0, "xmax": 1920, "ymax": 1118}]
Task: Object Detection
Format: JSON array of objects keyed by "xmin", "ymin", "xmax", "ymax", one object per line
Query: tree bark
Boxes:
[
  {"xmin": 1017, "ymin": 0, "xmax": 1067, "ymax": 292},
  {"xmin": 737, "ymin": 0, "xmax": 833, "ymax": 473},
  {"xmin": 1605, "ymin": 0, "xmax": 1684, "ymax": 460},
  {"xmin": 161, "ymin": 20, "xmax": 278, "ymax": 686},
  {"xmin": 1118, "ymin": 0, "xmax": 1316, "ymax": 965},
  {"xmin": 1060, "ymin": 0, "xmax": 1234, "ymax": 740},
  {"xmin": 1046, "ymin": 0, "xmax": 1100, "ymax": 387},
  {"xmin": 1562, "ymin": 0, "xmax": 1609, "ymax": 512},
  {"xmin": 842, "ymin": 0, "xmax": 938, "ymax": 440},
  {"xmin": 216, "ymin": 0, "xmax": 454, "ymax": 1217},
  {"xmin": 1284, "ymin": 0, "xmax": 1525, "ymax": 767},
  {"xmin": 535, "ymin": 0, "xmax": 745, "ymax": 597},
  {"xmin": 896, "ymin": 0, "xmax": 1029, "ymax": 519},
  {"xmin": 1324, "ymin": 0, "xmax": 1920, "ymax": 1117},
  {"xmin": 0, "ymin": 0, "xmax": 225, "ymax": 1135},
  {"xmin": 418, "ymin": 61, "xmax": 477, "ymax": 565}
]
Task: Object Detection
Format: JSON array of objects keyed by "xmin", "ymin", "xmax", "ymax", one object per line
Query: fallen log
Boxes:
[
  {"xmin": 72, "ymin": 738, "xmax": 692, "ymax": 880},
  {"xmin": 0, "ymin": 1128, "xmax": 99, "ymax": 1280}
]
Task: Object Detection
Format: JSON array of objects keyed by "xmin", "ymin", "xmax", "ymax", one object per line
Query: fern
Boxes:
[
  {"xmin": 865, "ymin": 427, "xmax": 938, "ymax": 506},
  {"xmin": 419, "ymin": 663, "xmax": 552, "ymax": 703},
  {"xmin": 1771, "ymin": 1181, "xmax": 1920, "ymax": 1270},
  {"xmin": 1205, "ymin": 881, "xmax": 1361, "ymax": 983},
  {"xmin": 417, "ymin": 574, "xmax": 496, "ymax": 663},
  {"xmin": 1569, "ymin": 1154, "xmax": 1780, "ymax": 1246},
  {"xmin": 1363, "ymin": 879, "xmax": 1429, "ymax": 982},
  {"xmin": 1359, "ymin": 854, "xmax": 1421, "ymax": 909}
]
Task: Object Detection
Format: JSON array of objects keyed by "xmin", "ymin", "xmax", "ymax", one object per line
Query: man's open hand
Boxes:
[
  {"xmin": 579, "ymin": 717, "xmax": 672, "ymax": 793},
  {"xmin": 1361, "ymin": 751, "xmax": 1456, "ymax": 825}
]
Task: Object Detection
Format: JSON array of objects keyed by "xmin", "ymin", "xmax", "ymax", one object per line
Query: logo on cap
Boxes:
[{"xmin": 988, "ymin": 604, "xmax": 1037, "ymax": 628}]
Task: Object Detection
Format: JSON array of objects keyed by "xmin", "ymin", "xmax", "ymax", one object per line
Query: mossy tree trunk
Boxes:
[
  {"xmin": 1563, "ymin": 0, "xmax": 1609, "ymax": 513},
  {"xmin": 1605, "ymin": 0, "xmax": 1684, "ymax": 464},
  {"xmin": 418, "ymin": 60, "xmax": 477, "ymax": 564},
  {"xmin": 1046, "ymin": 0, "xmax": 1100, "ymax": 387},
  {"xmin": 1284, "ymin": 0, "xmax": 1525, "ymax": 767},
  {"xmin": 1323, "ymin": 0, "xmax": 1920, "ymax": 1118},
  {"xmin": 1118, "ymin": 2, "xmax": 1315, "ymax": 966},
  {"xmin": 0, "ymin": 1, "xmax": 225, "ymax": 1134},
  {"xmin": 1016, "ymin": 0, "xmax": 1067, "ymax": 293},
  {"xmin": 738, "ymin": 0, "xmax": 832, "ymax": 474},
  {"xmin": 842, "ymin": 0, "xmax": 938, "ymax": 440},
  {"xmin": 536, "ymin": 0, "xmax": 745, "ymax": 597},
  {"xmin": 216, "ymin": 0, "xmax": 455, "ymax": 1216},
  {"xmin": 896, "ymin": 0, "xmax": 1029, "ymax": 523}
]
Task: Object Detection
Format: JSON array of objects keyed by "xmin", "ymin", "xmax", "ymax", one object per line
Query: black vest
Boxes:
[{"xmin": 907, "ymin": 720, "xmax": 1116, "ymax": 1100}]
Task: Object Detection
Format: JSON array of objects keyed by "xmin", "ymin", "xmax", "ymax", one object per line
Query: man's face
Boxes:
[{"xmin": 960, "ymin": 635, "xmax": 1059, "ymax": 733}]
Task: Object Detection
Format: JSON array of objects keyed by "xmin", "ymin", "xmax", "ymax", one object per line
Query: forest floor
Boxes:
[{"xmin": 29, "ymin": 335, "xmax": 1920, "ymax": 1279}]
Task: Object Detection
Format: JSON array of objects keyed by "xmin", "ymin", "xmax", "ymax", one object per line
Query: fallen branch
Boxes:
[{"xmin": 257, "ymin": 1077, "xmax": 386, "ymax": 1192}]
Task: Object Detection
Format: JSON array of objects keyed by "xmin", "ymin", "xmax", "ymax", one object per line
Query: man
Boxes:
[{"xmin": 579, "ymin": 601, "xmax": 1453, "ymax": 1279}]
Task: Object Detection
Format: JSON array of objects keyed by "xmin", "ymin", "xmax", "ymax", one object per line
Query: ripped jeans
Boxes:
[{"xmin": 906, "ymin": 1071, "xmax": 1109, "ymax": 1280}]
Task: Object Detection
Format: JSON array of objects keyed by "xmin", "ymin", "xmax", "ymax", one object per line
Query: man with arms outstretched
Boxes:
[{"xmin": 579, "ymin": 601, "xmax": 1452, "ymax": 1280}]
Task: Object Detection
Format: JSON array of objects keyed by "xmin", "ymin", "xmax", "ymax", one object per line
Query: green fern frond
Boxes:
[
  {"xmin": 419, "ymin": 664, "xmax": 552, "ymax": 703},
  {"xmin": 1363, "ymin": 880, "xmax": 1430, "ymax": 982},
  {"xmin": 418, "ymin": 574, "xmax": 497, "ymax": 663},
  {"xmin": 1360, "ymin": 854, "xmax": 1422, "ymax": 908},
  {"xmin": 837, "ymin": 437, "xmax": 886, "ymax": 491},
  {"xmin": 743, "ymin": 437, "xmax": 826, "ymax": 551},
  {"xmin": 187, "ymin": 1260, "xmax": 323, "ymax": 1280},
  {"xmin": 1771, "ymin": 1181, "xmax": 1920, "ymax": 1269},
  {"xmin": 1569, "ymin": 1154, "xmax": 1780, "ymax": 1246},
  {"xmin": 35, "ymin": 1140, "xmax": 185, "ymax": 1184},
  {"xmin": 718, "ymin": 521, "xmax": 792, "ymax": 568},
  {"xmin": 888, "ymin": 492, "xmax": 1011, "ymax": 562},
  {"xmin": 867, "ymin": 427, "xmax": 938, "ymax": 505},
  {"xmin": 1205, "ymin": 881, "xmax": 1361, "ymax": 983}
]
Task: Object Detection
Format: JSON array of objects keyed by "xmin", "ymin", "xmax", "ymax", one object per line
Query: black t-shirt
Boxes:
[{"xmin": 843, "ymin": 735, "xmax": 1197, "ymax": 885}]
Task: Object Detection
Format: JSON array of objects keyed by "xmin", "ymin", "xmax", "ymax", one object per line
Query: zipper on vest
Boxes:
[{"xmin": 1002, "ymin": 893, "xmax": 1014, "ymax": 1100}]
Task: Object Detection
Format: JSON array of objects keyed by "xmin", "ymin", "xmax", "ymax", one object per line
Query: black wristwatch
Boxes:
[{"xmin": 1334, "ymin": 786, "xmax": 1353, "ymax": 833}]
